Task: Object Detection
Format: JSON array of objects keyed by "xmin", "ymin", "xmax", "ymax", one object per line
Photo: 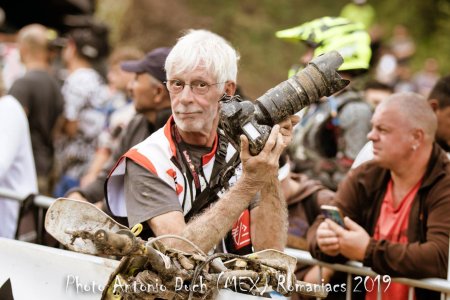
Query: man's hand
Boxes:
[
  {"xmin": 65, "ymin": 192, "xmax": 104, "ymax": 210},
  {"xmin": 240, "ymin": 124, "xmax": 284, "ymax": 188},
  {"xmin": 239, "ymin": 115, "xmax": 299, "ymax": 186},
  {"xmin": 325, "ymin": 217, "xmax": 371, "ymax": 261},
  {"xmin": 80, "ymin": 172, "xmax": 97, "ymax": 188},
  {"xmin": 316, "ymin": 220, "xmax": 341, "ymax": 256},
  {"xmin": 278, "ymin": 115, "xmax": 300, "ymax": 146}
]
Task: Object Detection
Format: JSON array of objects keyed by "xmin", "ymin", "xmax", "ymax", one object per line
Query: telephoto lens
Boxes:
[{"xmin": 220, "ymin": 50, "xmax": 349, "ymax": 155}]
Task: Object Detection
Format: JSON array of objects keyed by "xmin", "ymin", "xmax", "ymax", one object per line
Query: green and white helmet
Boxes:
[{"xmin": 276, "ymin": 16, "xmax": 372, "ymax": 71}]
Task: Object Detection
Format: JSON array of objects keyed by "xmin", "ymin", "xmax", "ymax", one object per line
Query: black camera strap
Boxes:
[
  {"xmin": 170, "ymin": 123, "xmax": 241, "ymax": 222},
  {"xmin": 183, "ymin": 131, "xmax": 240, "ymax": 222},
  {"xmin": 173, "ymin": 126, "xmax": 250, "ymax": 253}
]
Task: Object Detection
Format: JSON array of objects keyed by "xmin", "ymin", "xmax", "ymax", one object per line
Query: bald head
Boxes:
[
  {"xmin": 18, "ymin": 24, "xmax": 50, "ymax": 59},
  {"xmin": 378, "ymin": 92, "xmax": 437, "ymax": 142}
]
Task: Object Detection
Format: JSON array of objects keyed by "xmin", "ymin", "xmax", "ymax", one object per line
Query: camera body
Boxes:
[{"xmin": 219, "ymin": 51, "xmax": 350, "ymax": 155}]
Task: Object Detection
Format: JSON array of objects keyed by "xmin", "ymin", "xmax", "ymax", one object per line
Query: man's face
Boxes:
[
  {"xmin": 435, "ymin": 106, "xmax": 450, "ymax": 143},
  {"xmin": 128, "ymin": 73, "xmax": 160, "ymax": 113},
  {"xmin": 169, "ymin": 67, "xmax": 224, "ymax": 134},
  {"xmin": 364, "ymin": 89, "xmax": 392, "ymax": 109},
  {"xmin": 108, "ymin": 63, "xmax": 135, "ymax": 93},
  {"xmin": 367, "ymin": 104, "xmax": 415, "ymax": 168}
]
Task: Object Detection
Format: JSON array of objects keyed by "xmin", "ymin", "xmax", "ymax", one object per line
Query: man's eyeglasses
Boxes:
[{"xmin": 165, "ymin": 79, "xmax": 226, "ymax": 95}]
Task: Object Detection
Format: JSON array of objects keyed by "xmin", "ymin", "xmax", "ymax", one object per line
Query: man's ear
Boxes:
[
  {"xmin": 153, "ymin": 83, "xmax": 165, "ymax": 104},
  {"xmin": 428, "ymin": 99, "xmax": 440, "ymax": 112},
  {"xmin": 412, "ymin": 127, "xmax": 425, "ymax": 145},
  {"xmin": 224, "ymin": 81, "xmax": 237, "ymax": 96},
  {"xmin": 154, "ymin": 84, "xmax": 171, "ymax": 108}
]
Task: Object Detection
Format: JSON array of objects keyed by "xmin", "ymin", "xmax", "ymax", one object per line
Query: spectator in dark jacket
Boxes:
[{"xmin": 308, "ymin": 92, "xmax": 450, "ymax": 300}]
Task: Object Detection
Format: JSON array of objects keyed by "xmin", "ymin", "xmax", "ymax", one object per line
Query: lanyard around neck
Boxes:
[{"xmin": 172, "ymin": 125, "xmax": 202, "ymax": 191}]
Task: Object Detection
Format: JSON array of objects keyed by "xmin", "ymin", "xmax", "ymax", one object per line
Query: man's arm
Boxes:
[
  {"xmin": 307, "ymin": 168, "xmax": 361, "ymax": 264},
  {"xmin": 325, "ymin": 194, "xmax": 450, "ymax": 279},
  {"xmin": 250, "ymin": 116, "xmax": 299, "ymax": 251},
  {"xmin": 250, "ymin": 177, "xmax": 287, "ymax": 251},
  {"xmin": 251, "ymin": 178, "xmax": 288, "ymax": 251},
  {"xmin": 66, "ymin": 150, "xmax": 118, "ymax": 203},
  {"xmin": 150, "ymin": 175, "xmax": 262, "ymax": 253}
]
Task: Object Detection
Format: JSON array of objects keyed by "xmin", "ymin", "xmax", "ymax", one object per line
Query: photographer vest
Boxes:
[{"xmin": 105, "ymin": 117, "xmax": 252, "ymax": 254}]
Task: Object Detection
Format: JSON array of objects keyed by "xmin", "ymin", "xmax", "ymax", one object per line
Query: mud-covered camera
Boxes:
[{"xmin": 219, "ymin": 51, "xmax": 350, "ymax": 155}]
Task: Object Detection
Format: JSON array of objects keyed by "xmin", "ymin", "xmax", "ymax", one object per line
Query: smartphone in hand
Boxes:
[{"xmin": 320, "ymin": 205, "xmax": 346, "ymax": 228}]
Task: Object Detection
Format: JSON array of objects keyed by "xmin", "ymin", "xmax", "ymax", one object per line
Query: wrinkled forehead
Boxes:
[
  {"xmin": 167, "ymin": 52, "xmax": 221, "ymax": 78},
  {"xmin": 168, "ymin": 64, "xmax": 216, "ymax": 82}
]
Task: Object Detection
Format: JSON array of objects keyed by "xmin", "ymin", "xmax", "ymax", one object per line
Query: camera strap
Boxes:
[
  {"xmin": 182, "ymin": 130, "xmax": 241, "ymax": 222},
  {"xmin": 172, "ymin": 126, "xmax": 203, "ymax": 194}
]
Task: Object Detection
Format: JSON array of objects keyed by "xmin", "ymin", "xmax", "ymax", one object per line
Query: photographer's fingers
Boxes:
[
  {"xmin": 272, "ymin": 130, "xmax": 285, "ymax": 158},
  {"xmin": 261, "ymin": 124, "xmax": 280, "ymax": 155},
  {"xmin": 278, "ymin": 115, "xmax": 299, "ymax": 132},
  {"xmin": 291, "ymin": 115, "xmax": 300, "ymax": 127},
  {"xmin": 278, "ymin": 116, "xmax": 298, "ymax": 146},
  {"xmin": 278, "ymin": 118, "xmax": 293, "ymax": 131},
  {"xmin": 240, "ymin": 134, "xmax": 251, "ymax": 161}
]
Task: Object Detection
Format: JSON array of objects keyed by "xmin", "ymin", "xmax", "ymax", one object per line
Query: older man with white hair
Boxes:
[{"xmin": 106, "ymin": 29, "xmax": 298, "ymax": 254}]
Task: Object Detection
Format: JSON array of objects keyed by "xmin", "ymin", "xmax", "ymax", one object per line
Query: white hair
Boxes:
[{"xmin": 165, "ymin": 29, "xmax": 239, "ymax": 91}]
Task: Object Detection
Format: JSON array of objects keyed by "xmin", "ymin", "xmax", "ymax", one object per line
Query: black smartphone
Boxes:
[{"xmin": 320, "ymin": 205, "xmax": 346, "ymax": 228}]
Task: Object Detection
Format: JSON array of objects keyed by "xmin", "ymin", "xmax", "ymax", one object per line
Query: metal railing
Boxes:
[
  {"xmin": 1, "ymin": 188, "xmax": 450, "ymax": 299},
  {"xmin": 0, "ymin": 187, "xmax": 55, "ymax": 208},
  {"xmin": 285, "ymin": 247, "xmax": 450, "ymax": 300},
  {"xmin": 0, "ymin": 187, "xmax": 55, "ymax": 243}
]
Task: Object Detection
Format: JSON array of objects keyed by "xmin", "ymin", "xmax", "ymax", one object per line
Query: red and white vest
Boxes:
[{"xmin": 106, "ymin": 117, "xmax": 252, "ymax": 252}]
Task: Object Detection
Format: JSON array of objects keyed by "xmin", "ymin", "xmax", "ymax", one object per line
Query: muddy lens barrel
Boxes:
[{"xmin": 254, "ymin": 51, "xmax": 349, "ymax": 125}]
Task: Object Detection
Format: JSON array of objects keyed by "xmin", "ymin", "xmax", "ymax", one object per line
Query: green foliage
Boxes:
[
  {"xmin": 95, "ymin": 0, "xmax": 132, "ymax": 46},
  {"xmin": 96, "ymin": 0, "xmax": 450, "ymax": 98}
]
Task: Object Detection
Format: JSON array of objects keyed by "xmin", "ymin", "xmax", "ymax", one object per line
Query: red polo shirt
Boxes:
[{"xmin": 366, "ymin": 178, "xmax": 422, "ymax": 300}]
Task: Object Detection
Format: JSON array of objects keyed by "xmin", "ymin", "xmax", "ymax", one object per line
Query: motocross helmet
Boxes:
[{"xmin": 276, "ymin": 16, "xmax": 371, "ymax": 71}]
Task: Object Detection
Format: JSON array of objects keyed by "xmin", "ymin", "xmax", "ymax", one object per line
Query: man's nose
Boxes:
[
  {"xmin": 127, "ymin": 80, "xmax": 135, "ymax": 97},
  {"xmin": 179, "ymin": 84, "xmax": 194, "ymax": 104},
  {"xmin": 367, "ymin": 128, "xmax": 376, "ymax": 141}
]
